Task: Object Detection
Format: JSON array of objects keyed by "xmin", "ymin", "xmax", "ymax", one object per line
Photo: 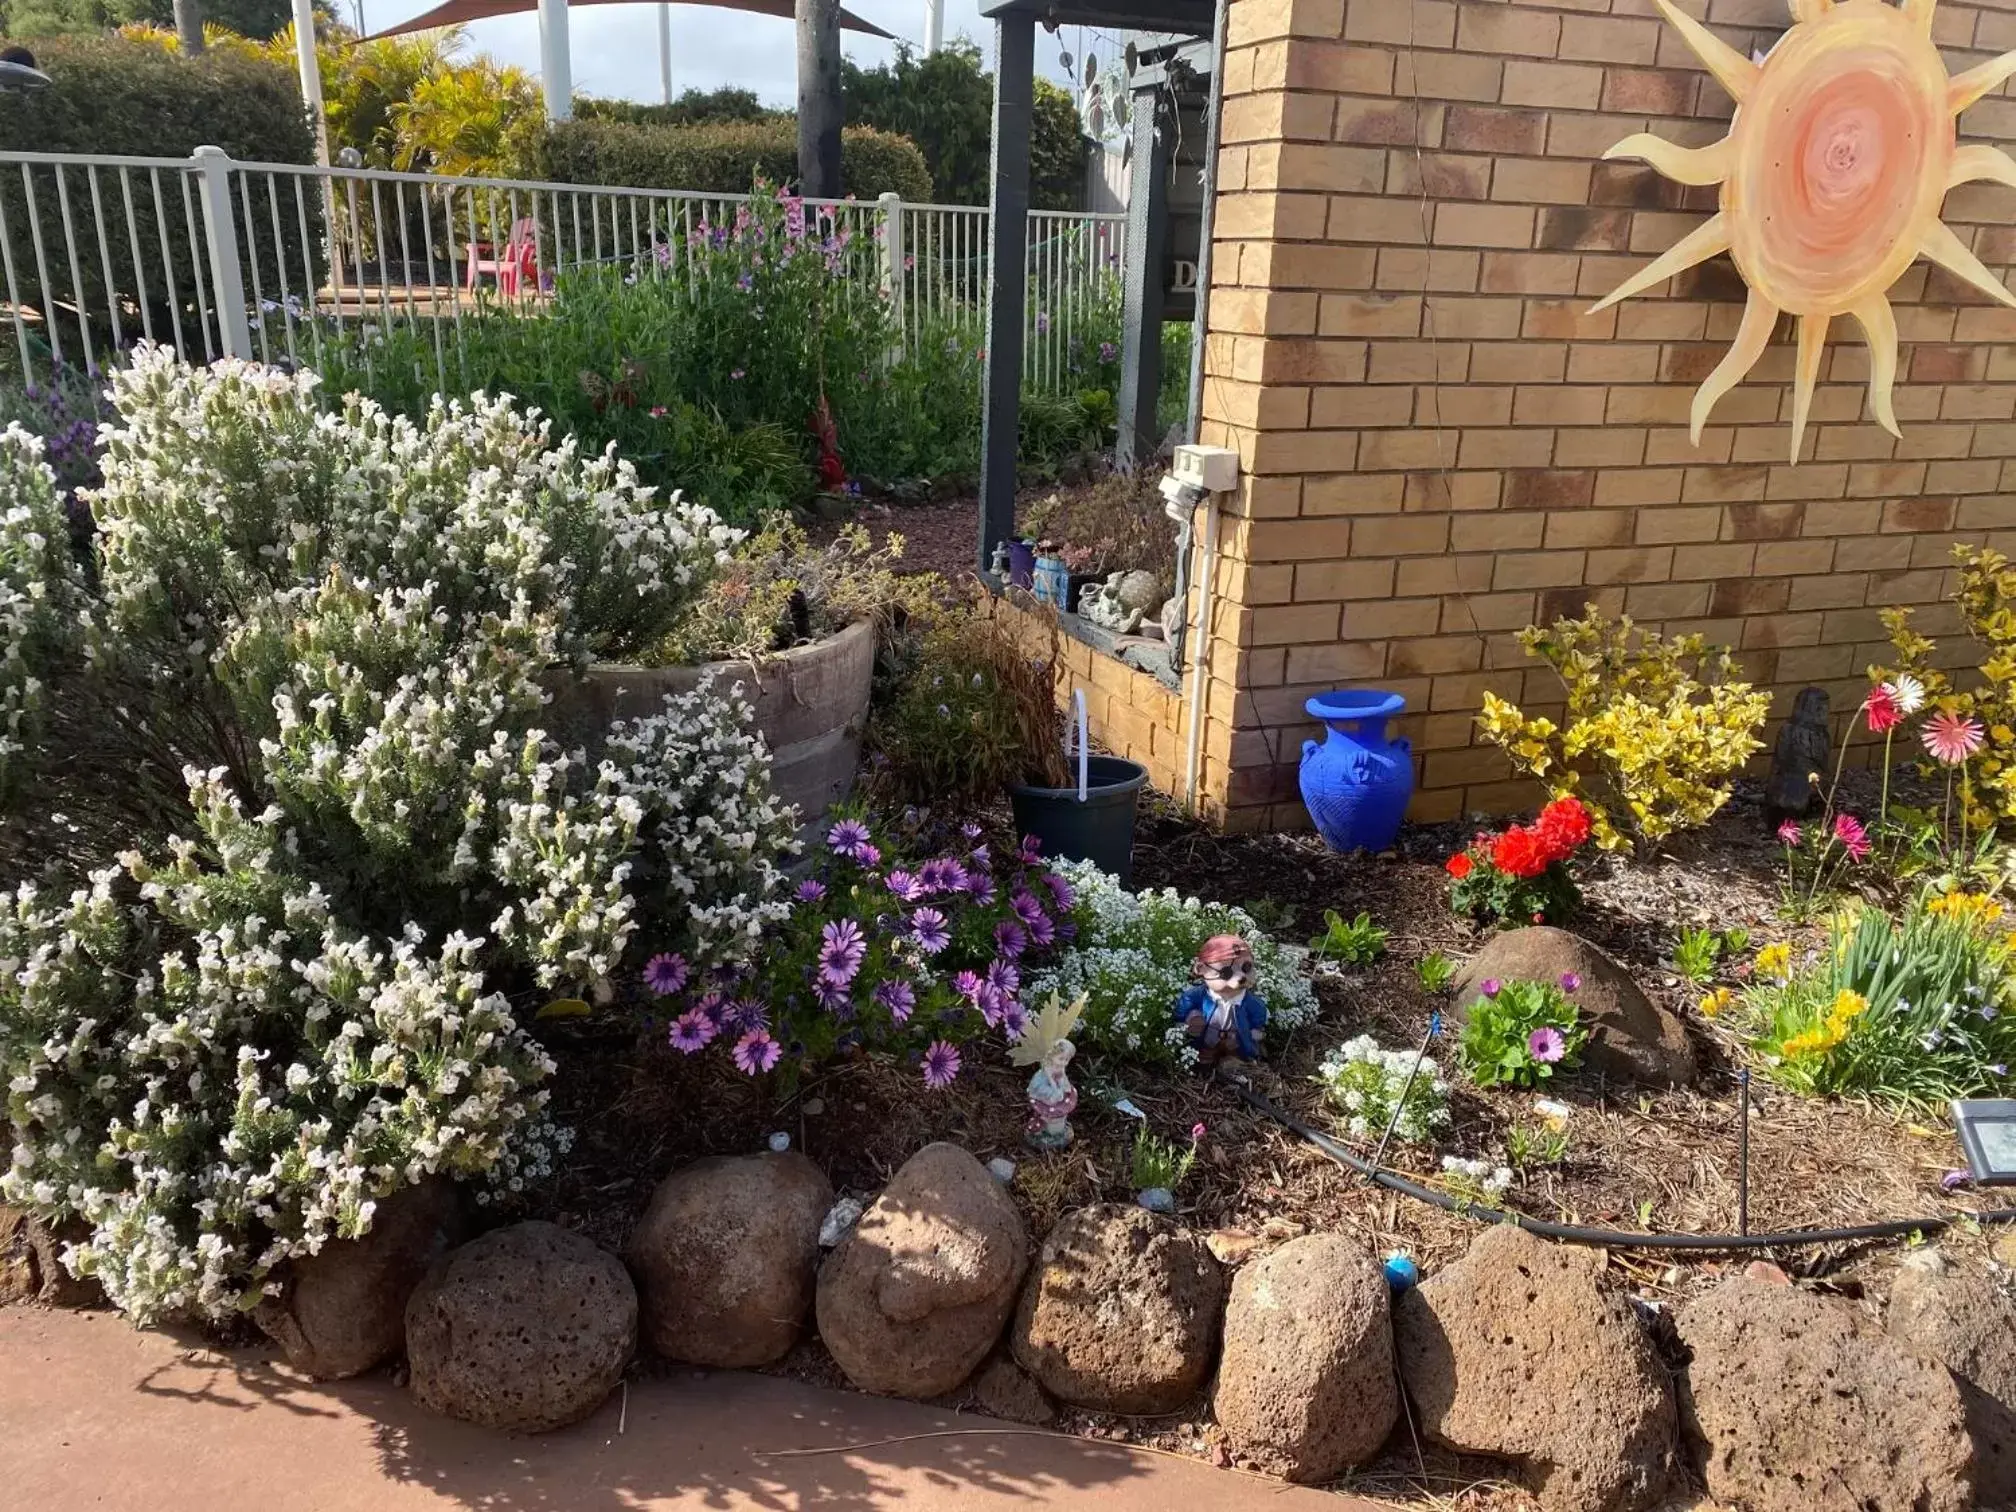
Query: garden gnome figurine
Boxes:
[
  {"xmin": 1176, "ymin": 934, "xmax": 1269, "ymax": 1067},
  {"xmin": 1013, "ymin": 992, "xmax": 1087, "ymax": 1151}
]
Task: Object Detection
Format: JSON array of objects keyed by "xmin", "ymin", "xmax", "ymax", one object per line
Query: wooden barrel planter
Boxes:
[{"xmin": 551, "ymin": 618, "xmax": 877, "ymax": 829}]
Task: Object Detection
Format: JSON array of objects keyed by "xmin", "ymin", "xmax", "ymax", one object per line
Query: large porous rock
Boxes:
[
  {"xmin": 1452, "ymin": 927, "xmax": 1695, "ymax": 1087},
  {"xmin": 1395, "ymin": 1224, "xmax": 1676, "ymax": 1512},
  {"xmin": 1010, "ymin": 1203, "xmax": 1224, "ymax": 1414},
  {"xmin": 1885, "ymin": 1254, "xmax": 2016, "ymax": 1508},
  {"xmin": 626, "ymin": 1151, "xmax": 832, "ymax": 1368},
  {"xmin": 815, "ymin": 1142, "xmax": 1027, "ymax": 1399},
  {"xmin": 405, "ymin": 1221, "xmax": 636, "ymax": 1434},
  {"xmin": 2, "ymin": 1211, "xmax": 103, "ymax": 1308},
  {"xmin": 972, "ymin": 1355, "xmax": 1055, "ymax": 1425},
  {"xmin": 1213, "ymin": 1234, "xmax": 1397, "ymax": 1481},
  {"xmin": 254, "ymin": 1178, "xmax": 462, "ymax": 1380},
  {"xmin": 1680, "ymin": 1276, "xmax": 1972, "ymax": 1512}
]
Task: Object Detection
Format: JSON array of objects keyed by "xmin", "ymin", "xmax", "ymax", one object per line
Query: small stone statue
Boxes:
[
  {"xmin": 1077, "ymin": 569, "xmax": 1164, "ymax": 633},
  {"xmin": 1174, "ymin": 934, "xmax": 1269, "ymax": 1068},
  {"xmin": 1766, "ymin": 685, "xmax": 1831, "ymax": 827},
  {"xmin": 1013, "ymin": 992, "xmax": 1086, "ymax": 1151}
]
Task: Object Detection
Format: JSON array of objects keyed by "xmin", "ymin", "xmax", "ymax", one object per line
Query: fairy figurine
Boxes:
[{"xmin": 1013, "ymin": 992, "xmax": 1086, "ymax": 1151}]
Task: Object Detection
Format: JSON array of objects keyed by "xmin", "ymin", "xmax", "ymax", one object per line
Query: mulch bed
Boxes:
[{"xmin": 516, "ymin": 760, "xmax": 1998, "ymax": 1510}]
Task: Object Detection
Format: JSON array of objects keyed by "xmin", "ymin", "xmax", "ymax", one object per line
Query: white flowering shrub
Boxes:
[
  {"xmin": 0, "ymin": 774, "xmax": 556, "ymax": 1324},
  {"xmin": 0, "ymin": 426, "xmax": 83, "ymax": 798},
  {"xmin": 1439, "ymin": 1155, "xmax": 1513, "ymax": 1201},
  {"xmin": 1315, "ymin": 1034, "xmax": 1449, "ymax": 1143},
  {"xmin": 1024, "ymin": 859, "xmax": 1319, "ymax": 1069},
  {"xmin": 88, "ymin": 343, "xmax": 738, "ymax": 664}
]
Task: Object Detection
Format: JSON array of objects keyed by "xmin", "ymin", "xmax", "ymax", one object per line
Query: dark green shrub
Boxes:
[
  {"xmin": 0, "ymin": 37, "xmax": 321, "ymax": 364},
  {"xmin": 574, "ymin": 88, "xmax": 774, "ymax": 129},
  {"xmin": 534, "ymin": 116, "xmax": 931, "ymax": 202}
]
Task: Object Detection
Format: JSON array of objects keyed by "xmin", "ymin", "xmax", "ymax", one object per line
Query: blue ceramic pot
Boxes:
[
  {"xmin": 1005, "ymin": 539, "xmax": 1036, "ymax": 589},
  {"xmin": 1299, "ymin": 689, "xmax": 1413, "ymax": 853}
]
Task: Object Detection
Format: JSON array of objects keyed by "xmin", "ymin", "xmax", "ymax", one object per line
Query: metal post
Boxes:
[
  {"xmin": 1738, "ymin": 1068, "xmax": 1751, "ymax": 1236},
  {"xmin": 193, "ymin": 146, "xmax": 253, "ymax": 360},
  {"xmin": 1116, "ymin": 86, "xmax": 1172, "ymax": 468},
  {"xmin": 537, "ymin": 0, "xmax": 574, "ymax": 123},
  {"xmin": 1184, "ymin": 0, "xmax": 1232, "ymax": 444},
  {"xmin": 658, "ymin": 4, "xmax": 673, "ymax": 105},
  {"xmin": 291, "ymin": 0, "xmax": 329, "ymax": 167},
  {"xmin": 924, "ymin": 0, "xmax": 943, "ymax": 54},
  {"xmin": 977, "ymin": 13, "xmax": 1033, "ymax": 576}
]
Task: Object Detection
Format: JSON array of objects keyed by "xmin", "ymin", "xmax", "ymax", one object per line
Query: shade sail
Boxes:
[{"xmin": 363, "ymin": 0, "xmax": 894, "ymax": 42}]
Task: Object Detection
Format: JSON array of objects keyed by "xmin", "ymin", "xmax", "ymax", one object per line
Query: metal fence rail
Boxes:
[{"xmin": 0, "ymin": 146, "xmax": 1127, "ymax": 399}]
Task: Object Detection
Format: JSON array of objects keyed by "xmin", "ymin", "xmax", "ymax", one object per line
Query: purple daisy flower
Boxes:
[
  {"xmin": 961, "ymin": 821, "xmax": 983, "ymax": 839},
  {"xmin": 667, "ymin": 1009, "xmax": 716, "ymax": 1053},
  {"xmin": 978, "ymin": 987, "xmax": 1012, "ymax": 1029},
  {"xmin": 1559, "ymin": 972, "xmax": 1582, "ymax": 994},
  {"xmin": 953, "ymin": 969, "xmax": 984, "ymax": 1003},
  {"xmin": 986, "ymin": 960, "xmax": 1020, "ymax": 996},
  {"xmin": 827, "ymin": 819, "xmax": 871, "ymax": 855},
  {"xmin": 873, "ymin": 979, "xmax": 916, "ymax": 1022},
  {"xmin": 921, "ymin": 1040, "xmax": 962, "ymax": 1089},
  {"xmin": 818, "ymin": 918, "xmax": 867, "ymax": 986},
  {"xmin": 1056, "ymin": 919, "xmax": 1077, "ymax": 943},
  {"xmin": 910, "ymin": 908, "xmax": 950, "ymax": 954},
  {"xmin": 642, "ymin": 952, "xmax": 689, "ymax": 996},
  {"xmin": 995, "ymin": 920, "xmax": 1028, "ymax": 959},
  {"xmin": 999, "ymin": 1002, "xmax": 1029, "ymax": 1039},
  {"xmin": 1479, "ymin": 978, "xmax": 1503, "ymax": 998},
  {"xmin": 1024, "ymin": 911, "xmax": 1055, "ymax": 947},
  {"xmin": 794, "ymin": 879, "xmax": 827, "ymax": 904},
  {"xmin": 1010, "ymin": 890, "xmax": 1046, "ymax": 928},
  {"xmin": 1527, "ymin": 1027, "xmax": 1566, "ymax": 1063},
  {"xmin": 1018, "ymin": 834, "xmax": 1044, "ymax": 863},
  {"xmin": 816, "ymin": 980, "xmax": 854, "ymax": 1015},
  {"xmin": 692, "ymin": 990, "xmax": 728, "ymax": 1026},
  {"xmin": 733, "ymin": 1028, "xmax": 783, "ymax": 1075},
  {"xmin": 849, "ymin": 842, "xmax": 882, "ymax": 868},
  {"xmin": 968, "ymin": 844, "xmax": 991, "ymax": 870},
  {"xmin": 885, "ymin": 869, "xmax": 925, "ymax": 902},
  {"xmin": 966, "ymin": 876, "xmax": 996, "ymax": 907},
  {"xmin": 724, "ymin": 998, "xmax": 769, "ymax": 1033},
  {"xmin": 917, "ymin": 857, "xmax": 956, "ymax": 893},
  {"xmin": 1042, "ymin": 872, "xmax": 1075, "ymax": 911}
]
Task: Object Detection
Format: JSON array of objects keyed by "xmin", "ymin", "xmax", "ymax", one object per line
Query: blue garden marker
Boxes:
[{"xmin": 1384, "ymin": 1252, "xmax": 1420, "ymax": 1291}]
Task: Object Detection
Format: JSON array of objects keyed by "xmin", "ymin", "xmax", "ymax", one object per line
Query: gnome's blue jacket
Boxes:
[{"xmin": 1174, "ymin": 983, "xmax": 1268, "ymax": 1060}]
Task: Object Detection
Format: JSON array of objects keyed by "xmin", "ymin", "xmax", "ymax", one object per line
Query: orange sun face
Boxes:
[{"xmin": 1594, "ymin": 0, "xmax": 2016, "ymax": 462}]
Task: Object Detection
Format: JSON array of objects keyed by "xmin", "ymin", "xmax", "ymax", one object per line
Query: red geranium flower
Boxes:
[
  {"xmin": 1445, "ymin": 852, "xmax": 1473, "ymax": 880},
  {"xmin": 1490, "ymin": 825, "xmax": 1551, "ymax": 880},
  {"xmin": 1534, "ymin": 796, "xmax": 1591, "ymax": 859}
]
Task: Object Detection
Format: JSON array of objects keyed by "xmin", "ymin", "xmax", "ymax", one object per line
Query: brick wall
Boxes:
[{"xmin": 1198, "ymin": 0, "xmax": 2016, "ymax": 831}]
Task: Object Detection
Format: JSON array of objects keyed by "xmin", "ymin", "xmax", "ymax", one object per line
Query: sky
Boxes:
[{"xmin": 350, "ymin": 0, "xmax": 1108, "ymax": 112}]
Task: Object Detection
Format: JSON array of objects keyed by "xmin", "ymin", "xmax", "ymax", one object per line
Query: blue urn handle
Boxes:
[{"xmin": 1301, "ymin": 737, "xmax": 1319, "ymax": 765}]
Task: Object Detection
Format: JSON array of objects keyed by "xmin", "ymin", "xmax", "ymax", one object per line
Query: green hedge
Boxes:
[
  {"xmin": 0, "ymin": 37, "xmax": 322, "ymax": 366},
  {"xmin": 534, "ymin": 117, "xmax": 932, "ymax": 202}
]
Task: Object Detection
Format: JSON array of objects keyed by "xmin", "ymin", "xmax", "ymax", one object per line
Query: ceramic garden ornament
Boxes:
[
  {"xmin": 1014, "ymin": 992, "xmax": 1087, "ymax": 1150},
  {"xmin": 1597, "ymin": 0, "xmax": 2016, "ymax": 463},
  {"xmin": 1175, "ymin": 934, "xmax": 1269, "ymax": 1068}
]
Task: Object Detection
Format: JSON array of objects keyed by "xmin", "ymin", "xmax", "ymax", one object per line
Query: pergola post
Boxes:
[
  {"xmin": 977, "ymin": 11, "xmax": 1034, "ymax": 575},
  {"xmin": 290, "ymin": 0, "xmax": 328, "ymax": 166},
  {"xmin": 1116, "ymin": 87, "xmax": 1171, "ymax": 467},
  {"xmin": 537, "ymin": 0, "xmax": 573, "ymax": 122}
]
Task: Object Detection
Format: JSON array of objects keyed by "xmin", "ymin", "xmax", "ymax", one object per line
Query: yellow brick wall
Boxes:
[{"xmin": 1199, "ymin": 0, "xmax": 2016, "ymax": 828}]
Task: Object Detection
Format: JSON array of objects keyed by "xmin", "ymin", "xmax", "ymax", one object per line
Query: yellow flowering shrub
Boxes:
[
  {"xmin": 1476, "ymin": 608, "xmax": 1771, "ymax": 852},
  {"xmin": 1878, "ymin": 545, "xmax": 2016, "ymax": 830}
]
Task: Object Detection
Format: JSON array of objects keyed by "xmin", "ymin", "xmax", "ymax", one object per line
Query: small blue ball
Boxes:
[{"xmin": 1383, "ymin": 1253, "xmax": 1420, "ymax": 1291}]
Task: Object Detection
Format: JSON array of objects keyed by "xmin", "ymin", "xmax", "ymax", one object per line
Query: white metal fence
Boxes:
[{"xmin": 0, "ymin": 146, "xmax": 1127, "ymax": 396}]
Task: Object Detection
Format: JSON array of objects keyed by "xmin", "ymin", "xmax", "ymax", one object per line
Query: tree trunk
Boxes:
[
  {"xmin": 794, "ymin": 0, "xmax": 841, "ymax": 197},
  {"xmin": 173, "ymin": 0, "xmax": 206, "ymax": 54}
]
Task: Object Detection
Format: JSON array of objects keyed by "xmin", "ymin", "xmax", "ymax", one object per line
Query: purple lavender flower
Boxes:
[
  {"xmin": 794, "ymin": 879, "xmax": 827, "ymax": 904},
  {"xmin": 1527, "ymin": 1027, "xmax": 1566, "ymax": 1063},
  {"xmin": 642, "ymin": 952, "xmax": 689, "ymax": 996},
  {"xmin": 667, "ymin": 1009, "xmax": 716, "ymax": 1053},
  {"xmin": 818, "ymin": 918, "xmax": 867, "ymax": 987},
  {"xmin": 733, "ymin": 1029, "xmax": 783, "ymax": 1075},
  {"xmin": 986, "ymin": 960, "xmax": 1021, "ymax": 996},
  {"xmin": 873, "ymin": 980, "xmax": 916, "ymax": 1022},
  {"xmin": 995, "ymin": 920, "xmax": 1028, "ymax": 959},
  {"xmin": 1010, "ymin": 891, "xmax": 1046, "ymax": 928},
  {"xmin": 921, "ymin": 1040, "xmax": 963, "ymax": 1088},
  {"xmin": 827, "ymin": 818, "xmax": 871, "ymax": 856},
  {"xmin": 885, "ymin": 869, "xmax": 925, "ymax": 902},
  {"xmin": 910, "ymin": 908, "xmax": 950, "ymax": 954}
]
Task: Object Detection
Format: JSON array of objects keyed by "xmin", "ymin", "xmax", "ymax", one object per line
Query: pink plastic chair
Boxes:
[{"xmin": 465, "ymin": 218, "xmax": 539, "ymax": 297}]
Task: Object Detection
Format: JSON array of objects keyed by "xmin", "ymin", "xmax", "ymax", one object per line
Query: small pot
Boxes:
[
  {"xmin": 1008, "ymin": 754, "xmax": 1148, "ymax": 883},
  {"xmin": 1005, "ymin": 539, "xmax": 1036, "ymax": 589}
]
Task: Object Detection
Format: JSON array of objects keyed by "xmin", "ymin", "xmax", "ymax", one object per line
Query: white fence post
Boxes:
[
  {"xmin": 192, "ymin": 146, "xmax": 253, "ymax": 360},
  {"xmin": 878, "ymin": 191, "xmax": 903, "ymax": 314}
]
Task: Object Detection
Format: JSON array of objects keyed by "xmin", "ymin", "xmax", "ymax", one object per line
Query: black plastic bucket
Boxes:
[{"xmin": 1008, "ymin": 755, "xmax": 1150, "ymax": 883}]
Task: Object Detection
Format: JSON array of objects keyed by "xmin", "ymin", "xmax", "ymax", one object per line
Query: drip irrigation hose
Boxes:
[{"xmin": 1237, "ymin": 1083, "xmax": 2016, "ymax": 1252}]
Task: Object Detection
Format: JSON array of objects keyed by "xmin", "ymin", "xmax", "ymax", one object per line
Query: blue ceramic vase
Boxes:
[{"xmin": 1300, "ymin": 690, "xmax": 1413, "ymax": 853}]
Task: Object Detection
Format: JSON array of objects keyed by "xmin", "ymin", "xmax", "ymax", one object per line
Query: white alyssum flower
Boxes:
[{"xmin": 1315, "ymin": 1034, "xmax": 1450, "ymax": 1143}]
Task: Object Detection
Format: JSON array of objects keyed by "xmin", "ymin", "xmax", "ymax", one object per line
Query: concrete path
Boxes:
[{"xmin": 0, "ymin": 1306, "xmax": 1377, "ymax": 1511}]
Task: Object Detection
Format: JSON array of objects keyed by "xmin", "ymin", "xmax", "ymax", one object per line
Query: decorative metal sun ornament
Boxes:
[{"xmin": 1595, "ymin": 0, "xmax": 2016, "ymax": 462}]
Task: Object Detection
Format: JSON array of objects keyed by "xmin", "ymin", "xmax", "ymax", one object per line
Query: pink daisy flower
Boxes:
[
  {"xmin": 732, "ymin": 1029, "xmax": 782, "ymax": 1075},
  {"xmin": 1833, "ymin": 812, "xmax": 1871, "ymax": 862},
  {"xmin": 1776, "ymin": 819, "xmax": 1802, "ymax": 847},
  {"xmin": 1923, "ymin": 711, "xmax": 1985, "ymax": 766},
  {"xmin": 642, "ymin": 952, "xmax": 689, "ymax": 996},
  {"xmin": 668, "ymin": 1009, "xmax": 716, "ymax": 1053}
]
